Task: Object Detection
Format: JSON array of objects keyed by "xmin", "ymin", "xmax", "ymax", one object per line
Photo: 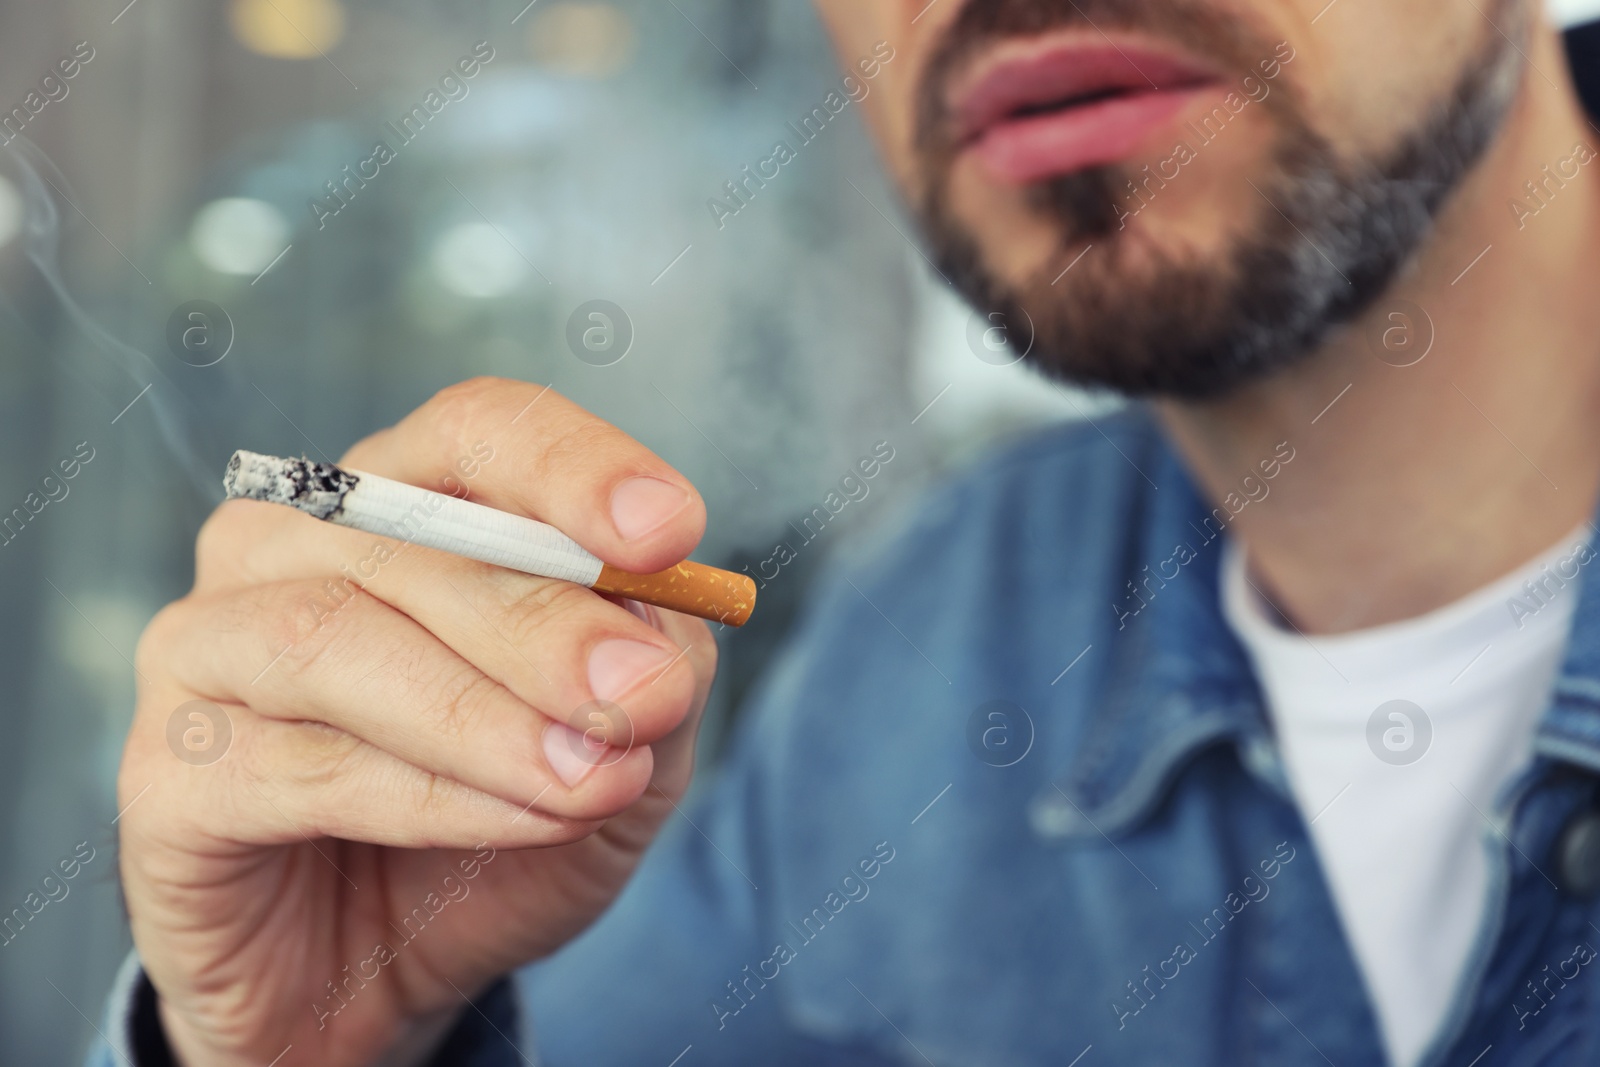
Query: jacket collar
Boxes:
[
  {"xmin": 1536, "ymin": 523, "xmax": 1600, "ymax": 774},
  {"xmin": 1053, "ymin": 425, "xmax": 1600, "ymax": 839},
  {"xmin": 1053, "ymin": 434, "xmax": 1270, "ymax": 838}
]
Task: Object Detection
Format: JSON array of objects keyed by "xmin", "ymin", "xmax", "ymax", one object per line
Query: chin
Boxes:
[{"xmin": 929, "ymin": 197, "xmax": 1331, "ymax": 400}]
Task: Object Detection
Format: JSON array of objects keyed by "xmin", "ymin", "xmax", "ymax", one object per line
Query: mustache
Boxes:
[{"xmin": 914, "ymin": 0, "xmax": 1288, "ymax": 158}]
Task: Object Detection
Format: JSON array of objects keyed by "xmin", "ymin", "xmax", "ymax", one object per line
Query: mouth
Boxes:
[{"xmin": 951, "ymin": 38, "xmax": 1225, "ymax": 183}]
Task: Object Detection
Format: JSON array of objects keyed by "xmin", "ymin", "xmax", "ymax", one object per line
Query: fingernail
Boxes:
[
  {"xmin": 588, "ymin": 638, "xmax": 675, "ymax": 703},
  {"xmin": 610, "ymin": 477, "xmax": 690, "ymax": 542},
  {"xmin": 543, "ymin": 722, "xmax": 598, "ymax": 787}
]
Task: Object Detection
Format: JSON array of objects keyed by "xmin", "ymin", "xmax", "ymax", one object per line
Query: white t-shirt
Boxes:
[{"xmin": 1220, "ymin": 526, "xmax": 1591, "ymax": 1067}]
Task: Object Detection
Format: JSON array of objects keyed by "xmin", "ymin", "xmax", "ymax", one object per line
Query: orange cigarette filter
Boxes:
[{"xmin": 594, "ymin": 563, "xmax": 757, "ymax": 627}]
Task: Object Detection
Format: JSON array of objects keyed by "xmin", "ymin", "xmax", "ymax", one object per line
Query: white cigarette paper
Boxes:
[{"xmin": 224, "ymin": 450, "xmax": 605, "ymax": 586}]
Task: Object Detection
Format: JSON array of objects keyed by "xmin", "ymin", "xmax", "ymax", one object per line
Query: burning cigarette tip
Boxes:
[{"xmin": 224, "ymin": 450, "xmax": 360, "ymax": 521}]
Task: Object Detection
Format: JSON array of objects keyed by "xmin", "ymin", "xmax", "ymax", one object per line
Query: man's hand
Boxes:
[{"xmin": 118, "ymin": 379, "xmax": 718, "ymax": 1066}]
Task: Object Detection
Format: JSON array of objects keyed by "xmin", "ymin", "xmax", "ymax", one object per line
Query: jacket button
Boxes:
[{"xmin": 1556, "ymin": 809, "xmax": 1600, "ymax": 897}]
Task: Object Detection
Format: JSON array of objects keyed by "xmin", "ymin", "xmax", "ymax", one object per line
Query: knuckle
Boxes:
[
  {"xmin": 132, "ymin": 601, "xmax": 182, "ymax": 684},
  {"xmin": 292, "ymin": 723, "xmax": 366, "ymax": 790},
  {"xmin": 339, "ymin": 425, "xmax": 393, "ymax": 467},
  {"xmin": 257, "ymin": 579, "xmax": 367, "ymax": 687},
  {"xmin": 408, "ymin": 770, "xmax": 461, "ymax": 827},
  {"xmin": 527, "ymin": 418, "xmax": 623, "ymax": 487},
  {"xmin": 439, "ymin": 375, "xmax": 513, "ymax": 404},
  {"xmin": 503, "ymin": 579, "xmax": 597, "ymax": 650},
  {"xmin": 387, "ymin": 764, "xmax": 483, "ymax": 836},
  {"xmin": 427, "ymin": 667, "xmax": 501, "ymax": 746},
  {"xmin": 271, "ymin": 721, "xmax": 364, "ymax": 794},
  {"xmin": 424, "ymin": 377, "xmax": 521, "ymax": 452}
]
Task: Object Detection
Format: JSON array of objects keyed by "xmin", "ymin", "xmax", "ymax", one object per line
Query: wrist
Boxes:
[{"xmin": 147, "ymin": 982, "xmax": 486, "ymax": 1067}]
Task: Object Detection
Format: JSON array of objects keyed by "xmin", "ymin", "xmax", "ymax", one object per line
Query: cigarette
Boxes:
[{"xmin": 223, "ymin": 451, "xmax": 756, "ymax": 627}]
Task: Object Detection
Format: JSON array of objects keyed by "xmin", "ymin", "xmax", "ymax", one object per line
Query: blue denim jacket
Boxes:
[{"xmin": 93, "ymin": 410, "xmax": 1600, "ymax": 1066}]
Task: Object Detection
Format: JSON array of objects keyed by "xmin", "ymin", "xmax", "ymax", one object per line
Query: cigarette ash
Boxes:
[{"xmin": 224, "ymin": 450, "xmax": 361, "ymax": 521}]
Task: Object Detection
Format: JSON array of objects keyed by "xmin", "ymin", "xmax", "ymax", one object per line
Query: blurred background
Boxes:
[
  {"xmin": 0, "ymin": 0, "xmax": 1095, "ymax": 1060},
  {"xmin": 7, "ymin": 0, "xmax": 1600, "ymax": 1059}
]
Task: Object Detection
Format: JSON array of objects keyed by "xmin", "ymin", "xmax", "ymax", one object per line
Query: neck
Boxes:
[{"xmin": 1157, "ymin": 22, "xmax": 1600, "ymax": 634}]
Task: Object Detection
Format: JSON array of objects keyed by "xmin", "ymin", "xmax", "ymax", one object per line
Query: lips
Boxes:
[{"xmin": 951, "ymin": 40, "xmax": 1223, "ymax": 183}]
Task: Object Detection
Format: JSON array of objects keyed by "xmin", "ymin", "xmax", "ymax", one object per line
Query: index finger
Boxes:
[{"xmin": 342, "ymin": 378, "xmax": 707, "ymax": 574}]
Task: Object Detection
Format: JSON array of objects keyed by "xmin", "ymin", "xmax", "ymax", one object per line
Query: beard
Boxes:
[{"xmin": 913, "ymin": 0, "xmax": 1528, "ymax": 399}]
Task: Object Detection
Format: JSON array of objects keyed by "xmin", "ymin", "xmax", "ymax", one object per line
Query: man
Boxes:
[{"xmin": 94, "ymin": 0, "xmax": 1600, "ymax": 1064}]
